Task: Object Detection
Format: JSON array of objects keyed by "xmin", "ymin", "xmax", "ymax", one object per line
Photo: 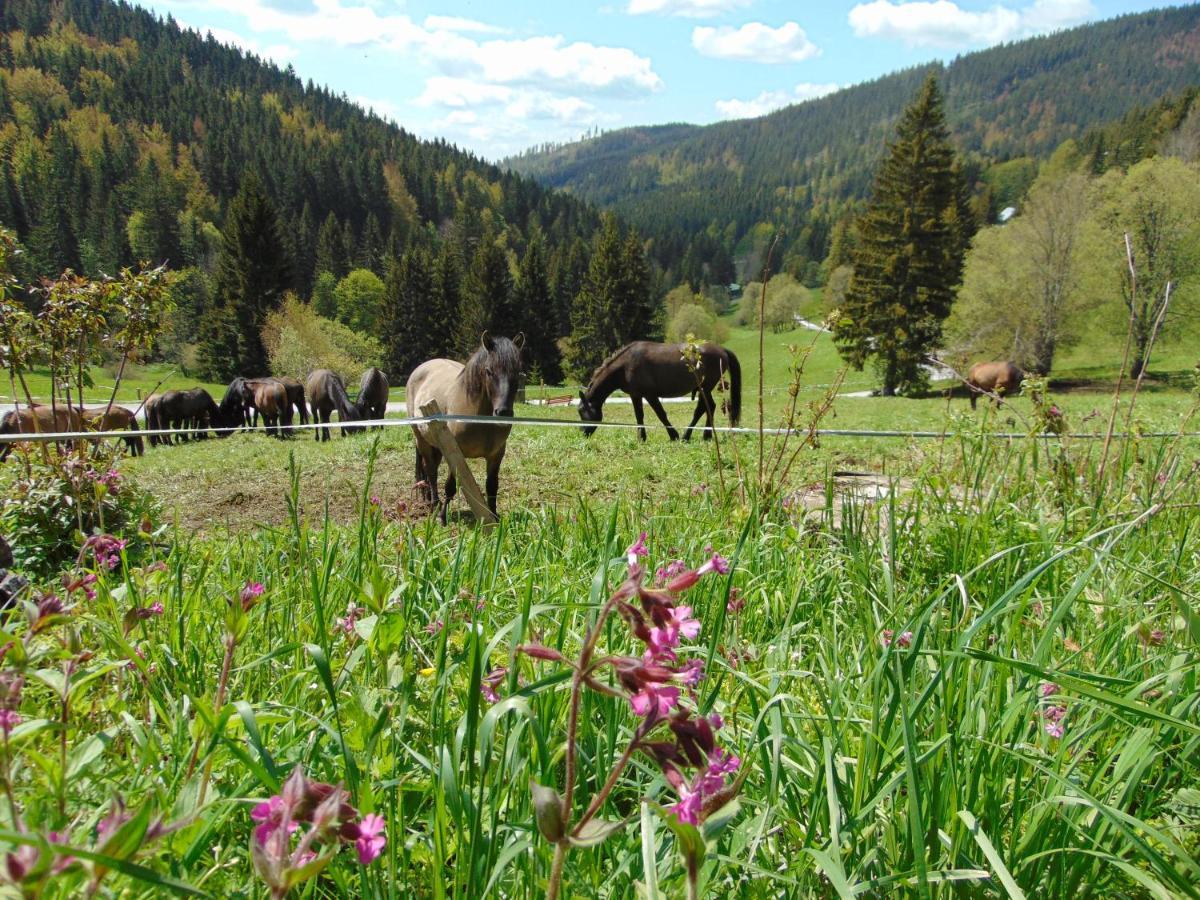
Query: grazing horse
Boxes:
[
  {"xmin": 157, "ymin": 388, "xmax": 221, "ymax": 442},
  {"xmin": 407, "ymin": 332, "xmax": 524, "ymax": 522},
  {"xmin": 144, "ymin": 394, "xmax": 166, "ymax": 447},
  {"xmin": 305, "ymin": 370, "xmax": 361, "ymax": 441},
  {"xmin": 80, "ymin": 406, "xmax": 144, "ymax": 456},
  {"xmin": 0, "ymin": 405, "xmax": 84, "ymax": 461},
  {"xmin": 219, "ymin": 378, "xmax": 255, "ymax": 429},
  {"xmin": 251, "ymin": 381, "xmax": 293, "ymax": 438},
  {"xmin": 578, "ymin": 341, "xmax": 742, "ymax": 442},
  {"xmin": 967, "ymin": 361, "xmax": 1024, "ymax": 409},
  {"xmin": 246, "ymin": 377, "xmax": 308, "ymax": 427},
  {"xmin": 357, "ymin": 368, "xmax": 389, "ymax": 428}
]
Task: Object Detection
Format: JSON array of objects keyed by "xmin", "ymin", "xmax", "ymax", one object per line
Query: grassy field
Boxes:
[
  {"xmin": 2, "ymin": 429, "xmax": 1198, "ymax": 897},
  {"xmin": 2, "ymin": 318, "xmax": 1199, "ymax": 898}
]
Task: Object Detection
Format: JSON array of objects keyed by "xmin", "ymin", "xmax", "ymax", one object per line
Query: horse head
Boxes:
[
  {"xmin": 577, "ymin": 389, "xmax": 602, "ymax": 437},
  {"xmin": 477, "ymin": 331, "xmax": 524, "ymax": 418}
]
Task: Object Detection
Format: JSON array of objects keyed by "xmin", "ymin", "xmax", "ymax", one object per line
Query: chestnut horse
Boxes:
[
  {"xmin": 0, "ymin": 405, "xmax": 84, "ymax": 461},
  {"xmin": 406, "ymin": 333, "xmax": 524, "ymax": 522},
  {"xmin": 967, "ymin": 361, "xmax": 1024, "ymax": 409},
  {"xmin": 80, "ymin": 405, "xmax": 144, "ymax": 456},
  {"xmin": 251, "ymin": 381, "xmax": 293, "ymax": 438},
  {"xmin": 578, "ymin": 341, "xmax": 742, "ymax": 441}
]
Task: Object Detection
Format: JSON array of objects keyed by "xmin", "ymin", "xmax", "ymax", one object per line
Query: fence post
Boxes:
[{"xmin": 418, "ymin": 400, "xmax": 498, "ymax": 524}]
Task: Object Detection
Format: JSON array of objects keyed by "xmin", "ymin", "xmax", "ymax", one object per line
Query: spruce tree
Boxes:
[
  {"xmin": 431, "ymin": 244, "xmax": 461, "ymax": 358},
  {"xmin": 314, "ymin": 212, "xmax": 347, "ymax": 280},
  {"xmin": 456, "ymin": 231, "xmax": 514, "ymax": 356},
  {"xmin": 210, "ymin": 173, "xmax": 293, "ymax": 377},
  {"xmin": 515, "ymin": 233, "xmax": 562, "ymax": 384},
  {"xmin": 382, "ymin": 246, "xmax": 434, "ymax": 378},
  {"xmin": 833, "ymin": 75, "xmax": 968, "ymax": 395}
]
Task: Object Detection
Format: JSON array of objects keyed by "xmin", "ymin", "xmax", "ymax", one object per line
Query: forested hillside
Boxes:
[
  {"xmin": 0, "ymin": 0, "xmax": 631, "ymax": 383},
  {"xmin": 506, "ymin": 5, "xmax": 1200, "ymax": 287}
]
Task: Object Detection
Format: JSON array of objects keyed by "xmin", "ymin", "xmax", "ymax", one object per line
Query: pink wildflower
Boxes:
[
  {"xmin": 251, "ymin": 795, "xmax": 299, "ymax": 846},
  {"xmin": 0, "ymin": 709, "xmax": 20, "ymax": 737},
  {"xmin": 655, "ymin": 560, "xmax": 688, "ymax": 586},
  {"xmin": 354, "ymin": 814, "xmax": 387, "ymax": 864},
  {"xmin": 679, "ymin": 658, "xmax": 704, "ymax": 687},
  {"xmin": 726, "ymin": 588, "xmax": 745, "ymax": 614},
  {"xmin": 336, "ymin": 603, "xmax": 363, "ymax": 636},
  {"xmin": 881, "ymin": 630, "xmax": 913, "ymax": 648},
  {"xmin": 626, "ymin": 532, "xmax": 649, "ymax": 569},
  {"xmin": 369, "ymin": 495, "xmax": 381, "ymax": 507},
  {"xmin": 480, "ymin": 667, "xmax": 507, "ymax": 704},
  {"xmin": 670, "ymin": 788, "xmax": 703, "ymax": 825},
  {"xmin": 1039, "ymin": 681, "xmax": 1060, "ymax": 698},
  {"xmin": 630, "ymin": 683, "xmax": 680, "ymax": 718},
  {"xmin": 424, "ymin": 620, "xmax": 444, "ymax": 635},
  {"xmin": 1042, "ymin": 705, "xmax": 1067, "ymax": 723},
  {"xmin": 1045, "ymin": 720, "xmax": 1064, "ymax": 739},
  {"xmin": 240, "ymin": 581, "xmax": 265, "ymax": 610},
  {"xmin": 149, "ymin": 601, "xmax": 164, "ymax": 616}
]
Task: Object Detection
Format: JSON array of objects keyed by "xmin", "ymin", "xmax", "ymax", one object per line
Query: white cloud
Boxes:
[
  {"xmin": 715, "ymin": 82, "xmax": 840, "ymax": 118},
  {"xmin": 422, "ymin": 15, "xmax": 509, "ymax": 35},
  {"xmin": 848, "ymin": 0, "xmax": 1095, "ymax": 48},
  {"xmin": 693, "ymin": 22, "xmax": 820, "ymax": 63},
  {"xmin": 626, "ymin": 0, "xmax": 753, "ymax": 17},
  {"xmin": 354, "ymin": 94, "xmax": 403, "ymax": 122},
  {"xmin": 175, "ymin": 1, "xmax": 662, "ymax": 96}
]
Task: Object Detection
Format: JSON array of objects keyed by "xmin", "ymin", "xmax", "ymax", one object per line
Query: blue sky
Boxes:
[{"xmin": 138, "ymin": 0, "xmax": 1186, "ymax": 160}]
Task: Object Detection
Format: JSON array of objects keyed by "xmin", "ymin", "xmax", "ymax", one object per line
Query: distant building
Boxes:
[
  {"xmin": 998, "ymin": 206, "xmax": 1017, "ymax": 223},
  {"xmin": 728, "ymin": 283, "xmax": 742, "ymax": 298}
]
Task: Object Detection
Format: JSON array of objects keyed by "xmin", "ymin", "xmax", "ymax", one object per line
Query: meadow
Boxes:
[{"xmin": 1, "ymin": 320, "xmax": 1199, "ymax": 898}]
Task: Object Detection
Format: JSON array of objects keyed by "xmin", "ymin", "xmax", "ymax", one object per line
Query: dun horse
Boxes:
[
  {"xmin": 966, "ymin": 361, "xmax": 1024, "ymax": 409},
  {"xmin": 0, "ymin": 405, "xmax": 84, "ymax": 461},
  {"xmin": 578, "ymin": 341, "xmax": 742, "ymax": 441},
  {"xmin": 357, "ymin": 368, "xmax": 389, "ymax": 428},
  {"xmin": 407, "ymin": 333, "xmax": 524, "ymax": 522},
  {"xmin": 306, "ymin": 370, "xmax": 361, "ymax": 441}
]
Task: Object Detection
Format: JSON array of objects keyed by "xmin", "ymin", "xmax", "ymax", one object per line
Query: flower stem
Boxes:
[
  {"xmin": 191, "ymin": 632, "xmax": 237, "ymax": 804},
  {"xmin": 547, "ymin": 841, "xmax": 567, "ymax": 900}
]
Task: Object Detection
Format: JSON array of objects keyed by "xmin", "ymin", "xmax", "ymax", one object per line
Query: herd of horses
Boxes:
[{"xmin": 1, "ymin": 332, "xmax": 1024, "ymax": 520}]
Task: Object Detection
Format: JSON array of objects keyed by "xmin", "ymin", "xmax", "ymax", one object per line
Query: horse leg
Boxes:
[
  {"xmin": 702, "ymin": 389, "xmax": 716, "ymax": 441},
  {"xmin": 631, "ymin": 395, "xmax": 647, "ymax": 442},
  {"xmin": 683, "ymin": 396, "xmax": 706, "ymax": 443},
  {"xmin": 970, "ymin": 388, "xmax": 978, "ymax": 411},
  {"xmin": 644, "ymin": 396, "xmax": 679, "ymax": 442},
  {"xmin": 485, "ymin": 448, "xmax": 505, "ymax": 518}
]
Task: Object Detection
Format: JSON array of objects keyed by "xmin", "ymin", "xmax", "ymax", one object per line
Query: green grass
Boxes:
[{"xmin": 1, "ymin": 433, "xmax": 1197, "ymax": 897}]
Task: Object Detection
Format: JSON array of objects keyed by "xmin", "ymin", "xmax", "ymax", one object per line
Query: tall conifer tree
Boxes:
[
  {"xmin": 515, "ymin": 232, "xmax": 562, "ymax": 384},
  {"xmin": 834, "ymin": 76, "xmax": 969, "ymax": 395},
  {"xmin": 382, "ymin": 246, "xmax": 434, "ymax": 378},
  {"xmin": 209, "ymin": 173, "xmax": 292, "ymax": 377}
]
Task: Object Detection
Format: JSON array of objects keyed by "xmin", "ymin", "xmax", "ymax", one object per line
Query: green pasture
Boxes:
[{"xmin": 3, "ymin": 430, "xmax": 1199, "ymax": 897}]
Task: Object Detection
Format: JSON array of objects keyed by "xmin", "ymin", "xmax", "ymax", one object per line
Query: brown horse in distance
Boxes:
[
  {"xmin": 578, "ymin": 341, "xmax": 742, "ymax": 442},
  {"xmin": 245, "ymin": 377, "xmax": 308, "ymax": 427},
  {"xmin": 306, "ymin": 370, "xmax": 361, "ymax": 441},
  {"xmin": 80, "ymin": 405, "xmax": 144, "ymax": 456},
  {"xmin": 966, "ymin": 361, "xmax": 1024, "ymax": 409},
  {"xmin": 251, "ymin": 381, "xmax": 293, "ymax": 438},
  {"xmin": 357, "ymin": 368, "xmax": 389, "ymax": 428},
  {"xmin": 0, "ymin": 405, "xmax": 84, "ymax": 461}
]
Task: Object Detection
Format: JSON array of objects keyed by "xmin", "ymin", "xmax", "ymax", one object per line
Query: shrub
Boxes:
[
  {"xmin": 666, "ymin": 302, "xmax": 729, "ymax": 344},
  {"xmin": 261, "ymin": 294, "xmax": 384, "ymax": 382}
]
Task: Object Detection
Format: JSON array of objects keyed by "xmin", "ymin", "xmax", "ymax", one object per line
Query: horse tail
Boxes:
[
  {"xmin": 725, "ymin": 349, "xmax": 742, "ymax": 426},
  {"xmin": 128, "ymin": 417, "xmax": 144, "ymax": 456}
]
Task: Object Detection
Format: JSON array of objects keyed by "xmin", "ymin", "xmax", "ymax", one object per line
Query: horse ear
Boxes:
[
  {"xmin": 481, "ymin": 330, "xmax": 494, "ymax": 351},
  {"xmin": 513, "ymin": 332, "xmax": 525, "ymax": 350}
]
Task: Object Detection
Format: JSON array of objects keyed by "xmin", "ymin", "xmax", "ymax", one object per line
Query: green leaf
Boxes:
[
  {"xmin": 569, "ymin": 817, "xmax": 627, "ymax": 848},
  {"xmin": 284, "ymin": 850, "xmax": 335, "ymax": 888},
  {"xmin": 958, "ymin": 810, "xmax": 1026, "ymax": 899}
]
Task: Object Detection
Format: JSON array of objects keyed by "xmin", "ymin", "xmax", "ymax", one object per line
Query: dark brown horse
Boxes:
[
  {"xmin": 157, "ymin": 388, "xmax": 221, "ymax": 442},
  {"xmin": 251, "ymin": 381, "xmax": 293, "ymax": 438},
  {"xmin": 407, "ymin": 333, "xmax": 524, "ymax": 522},
  {"xmin": 218, "ymin": 378, "xmax": 255, "ymax": 430},
  {"xmin": 0, "ymin": 405, "xmax": 84, "ymax": 461},
  {"xmin": 578, "ymin": 341, "xmax": 742, "ymax": 442},
  {"xmin": 80, "ymin": 405, "xmax": 144, "ymax": 456},
  {"xmin": 967, "ymin": 361, "xmax": 1024, "ymax": 409},
  {"xmin": 305, "ymin": 370, "xmax": 361, "ymax": 441},
  {"xmin": 357, "ymin": 368, "xmax": 389, "ymax": 429}
]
